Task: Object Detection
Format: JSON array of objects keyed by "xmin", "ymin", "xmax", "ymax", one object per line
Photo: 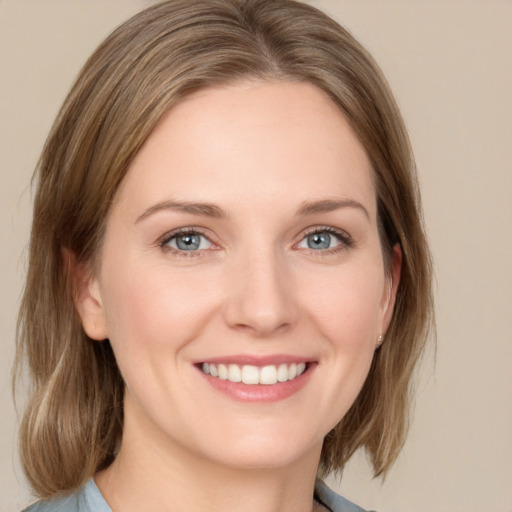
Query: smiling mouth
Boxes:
[{"xmin": 200, "ymin": 362, "xmax": 308, "ymax": 385}]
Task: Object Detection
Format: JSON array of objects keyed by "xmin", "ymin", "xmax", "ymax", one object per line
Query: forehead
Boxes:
[{"xmin": 114, "ymin": 80, "xmax": 375, "ymax": 219}]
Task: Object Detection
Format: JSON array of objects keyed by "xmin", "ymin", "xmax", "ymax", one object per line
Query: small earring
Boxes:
[{"xmin": 376, "ymin": 335, "xmax": 383, "ymax": 349}]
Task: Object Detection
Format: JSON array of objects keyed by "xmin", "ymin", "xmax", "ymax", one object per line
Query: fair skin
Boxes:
[{"xmin": 76, "ymin": 80, "xmax": 400, "ymax": 512}]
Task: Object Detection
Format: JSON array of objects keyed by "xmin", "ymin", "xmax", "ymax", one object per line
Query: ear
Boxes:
[
  {"xmin": 62, "ymin": 248, "xmax": 108, "ymax": 341},
  {"xmin": 380, "ymin": 243, "xmax": 402, "ymax": 337}
]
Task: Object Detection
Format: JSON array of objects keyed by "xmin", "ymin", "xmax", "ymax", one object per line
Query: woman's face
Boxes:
[{"xmin": 78, "ymin": 80, "xmax": 399, "ymax": 471}]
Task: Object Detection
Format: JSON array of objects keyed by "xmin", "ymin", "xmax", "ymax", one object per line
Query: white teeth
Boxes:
[
  {"xmin": 260, "ymin": 365, "xmax": 278, "ymax": 385},
  {"xmin": 277, "ymin": 363, "xmax": 288, "ymax": 383},
  {"xmin": 241, "ymin": 365, "xmax": 260, "ymax": 385},
  {"xmin": 202, "ymin": 362, "xmax": 308, "ymax": 385},
  {"xmin": 218, "ymin": 364, "xmax": 228, "ymax": 380},
  {"xmin": 227, "ymin": 364, "xmax": 242, "ymax": 382}
]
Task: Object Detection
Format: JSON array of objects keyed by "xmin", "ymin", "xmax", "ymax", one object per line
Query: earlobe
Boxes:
[{"xmin": 62, "ymin": 248, "xmax": 108, "ymax": 341}]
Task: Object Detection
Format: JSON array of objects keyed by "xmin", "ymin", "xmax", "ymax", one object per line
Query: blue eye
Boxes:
[
  {"xmin": 297, "ymin": 229, "xmax": 350, "ymax": 251},
  {"xmin": 164, "ymin": 232, "xmax": 212, "ymax": 251},
  {"xmin": 306, "ymin": 232, "xmax": 333, "ymax": 250}
]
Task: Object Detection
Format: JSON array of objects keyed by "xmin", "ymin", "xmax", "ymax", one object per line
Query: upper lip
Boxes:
[{"xmin": 195, "ymin": 354, "xmax": 314, "ymax": 366}]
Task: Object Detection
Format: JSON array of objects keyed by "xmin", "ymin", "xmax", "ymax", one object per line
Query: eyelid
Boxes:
[
  {"xmin": 156, "ymin": 225, "xmax": 354, "ymax": 256},
  {"xmin": 294, "ymin": 225, "xmax": 354, "ymax": 251},
  {"xmin": 158, "ymin": 227, "xmax": 218, "ymax": 255}
]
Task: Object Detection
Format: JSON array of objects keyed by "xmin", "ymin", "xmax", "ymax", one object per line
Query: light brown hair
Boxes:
[{"xmin": 15, "ymin": 0, "xmax": 434, "ymax": 498}]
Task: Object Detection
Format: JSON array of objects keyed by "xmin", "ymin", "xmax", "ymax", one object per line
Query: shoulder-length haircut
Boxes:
[{"xmin": 15, "ymin": 0, "xmax": 434, "ymax": 498}]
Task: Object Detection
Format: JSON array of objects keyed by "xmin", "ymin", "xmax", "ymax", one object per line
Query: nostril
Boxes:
[{"xmin": 231, "ymin": 319, "xmax": 292, "ymax": 338}]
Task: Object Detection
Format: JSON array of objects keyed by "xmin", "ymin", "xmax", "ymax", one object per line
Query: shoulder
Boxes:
[
  {"xmin": 22, "ymin": 492, "xmax": 79, "ymax": 512},
  {"xmin": 314, "ymin": 479, "xmax": 376, "ymax": 512},
  {"xmin": 21, "ymin": 479, "xmax": 111, "ymax": 512}
]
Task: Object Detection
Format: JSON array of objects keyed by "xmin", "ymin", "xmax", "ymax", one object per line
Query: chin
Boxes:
[{"xmin": 186, "ymin": 421, "xmax": 323, "ymax": 472}]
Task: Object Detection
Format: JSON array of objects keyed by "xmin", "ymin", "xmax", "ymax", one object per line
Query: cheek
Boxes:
[
  {"xmin": 100, "ymin": 261, "xmax": 220, "ymax": 357},
  {"xmin": 98, "ymin": 264, "xmax": 222, "ymax": 415},
  {"xmin": 298, "ymin": 261, "xmax": 384, "ymax": 413},
  {"xmin": 301, "ymin": 261, "xmax": 385, "ymax": 343}
]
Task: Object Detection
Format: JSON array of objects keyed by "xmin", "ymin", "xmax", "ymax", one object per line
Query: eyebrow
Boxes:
[
  {"xmin": 135, "ymin": 200, "xmax": 226, "ymax": 223},
  {"xmin": 136, "ymin": 198, "xmax": 370, "ymax": 224},
  {"xmin": 296, "ymin": 199, "xmax": 370, "ymax": 220}
]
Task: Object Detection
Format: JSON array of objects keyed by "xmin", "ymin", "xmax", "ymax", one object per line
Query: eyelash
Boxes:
[
  {"xmin": 157, "ymin": 226, "xmax": 354, "ymax": 257},
  {"xmin": 158, "ymin": 228, "xmax": 215, "ymax": 258},
  {"xmin": 297, "ymin": 226, "xmax": 354, "ymax": 254}
]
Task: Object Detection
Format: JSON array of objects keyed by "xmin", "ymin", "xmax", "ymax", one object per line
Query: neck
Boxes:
[{"xmin": 95, "ymin": 398, "xmax": 323, "ymax": 512}]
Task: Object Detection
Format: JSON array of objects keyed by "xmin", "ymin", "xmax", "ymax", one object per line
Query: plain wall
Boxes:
[{"xmin": 1, "ymin": 1, "xmax": 511, "ymax": 511}]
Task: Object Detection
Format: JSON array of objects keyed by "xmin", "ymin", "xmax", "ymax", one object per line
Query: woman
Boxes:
[{"xmin": 15, "ymin": 0, "xmax": 434, "ymax": 511}]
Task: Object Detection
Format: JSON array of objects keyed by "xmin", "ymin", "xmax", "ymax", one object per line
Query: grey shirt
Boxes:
[{"xmin": 24, "ymin": 478, "xmax": 370, "ymax": 512}]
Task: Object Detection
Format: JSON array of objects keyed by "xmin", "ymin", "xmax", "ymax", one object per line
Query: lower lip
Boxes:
[{"xmin": 197, "ymin": 364, "xmax": 316, "ymax": 403}]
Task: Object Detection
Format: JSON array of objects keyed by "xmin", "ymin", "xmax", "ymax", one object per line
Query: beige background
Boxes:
[{"xmin": 1, "ymin": 1, "xmax": 511, "ymax": 511}]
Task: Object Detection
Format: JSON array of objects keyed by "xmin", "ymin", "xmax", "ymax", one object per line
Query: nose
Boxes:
[{"xmin": 222, "ymin": 250, "xmax": 297, "ymax": 338}]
